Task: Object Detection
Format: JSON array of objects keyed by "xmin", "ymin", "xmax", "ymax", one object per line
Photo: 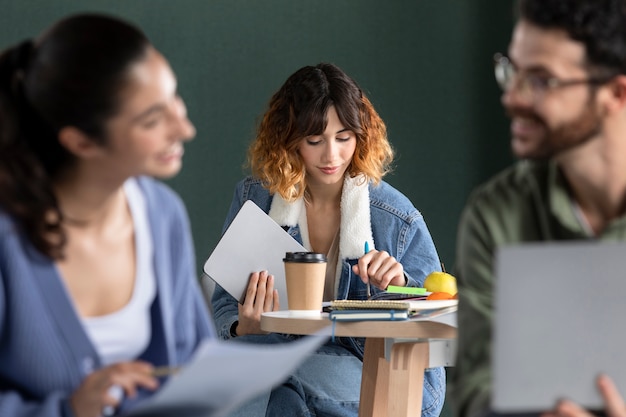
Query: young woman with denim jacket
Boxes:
[{"xmin": 211, "ymin": 63, "xmax": 446, "ymax": 417}]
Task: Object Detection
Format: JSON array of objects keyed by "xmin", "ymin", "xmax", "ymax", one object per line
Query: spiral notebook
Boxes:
[
  {"xmin": 329, "ymin": 299, "xmax": 457, "ymax": 319},
  {"xmin": 330, "ymin": 300, "xmax": 412, "ymax": 310},
  {"xmin": 328, "ymin": 309, "xmax": 409, "ymax": 321}
]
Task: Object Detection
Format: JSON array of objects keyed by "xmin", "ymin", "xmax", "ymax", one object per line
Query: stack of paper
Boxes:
[
  {"xmin": 328, "ymin": 299, "xmax": 457, "ymax": 322},
  {"xmin": 328, "ymin": 300, "xmax": 411, "ymax": 321}
]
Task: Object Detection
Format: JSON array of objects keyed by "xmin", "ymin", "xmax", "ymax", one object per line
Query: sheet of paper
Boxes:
[
  {"xmin": 126, "ymin": 334, "xmax": 327, "ymax": 417},
  {"xmin": 410, "ymin": 307, "xmax": 458, "ymax": 327},
  {"xmin": 203, "ymin": 200, "xmax": 306, "ymax": 308},
  {"xmin": 493, "ymin": 241, "xmax": 626, "ymax": 412}
]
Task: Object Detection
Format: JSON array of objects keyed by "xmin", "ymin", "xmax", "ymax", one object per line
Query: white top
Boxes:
[{"xmin": 82, "ymin": 178, "xmax": 156, "ymax": 366}]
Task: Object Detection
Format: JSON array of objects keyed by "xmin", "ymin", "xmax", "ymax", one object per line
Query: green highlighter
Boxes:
[{"xmin": 386, "ymin": 285, "xmax": 428, "ymax": 295}]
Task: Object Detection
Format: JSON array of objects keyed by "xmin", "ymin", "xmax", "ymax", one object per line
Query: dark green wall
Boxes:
[
  {"xmin": 0, "ymin": 0, "xmax": 515, "ymax": 279},
  {"xmin": 1, "ymin": 2, "xmax": 518, "ymax": 415}
]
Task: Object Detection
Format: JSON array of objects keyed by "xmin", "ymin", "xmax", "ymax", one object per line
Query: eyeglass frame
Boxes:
[{"xmin": 493, "ymin": 52, "xmax": 614, "ymax": 99}]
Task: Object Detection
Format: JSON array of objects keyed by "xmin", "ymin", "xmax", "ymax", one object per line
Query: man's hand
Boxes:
[{"xmin": 542, "ymin": 375, "xmax": 626, "ymax": 417}]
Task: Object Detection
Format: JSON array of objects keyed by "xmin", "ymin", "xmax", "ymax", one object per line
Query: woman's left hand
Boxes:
[{"xmin": 352, "ymin": 249, "xmax": 405, "ymax": 290}]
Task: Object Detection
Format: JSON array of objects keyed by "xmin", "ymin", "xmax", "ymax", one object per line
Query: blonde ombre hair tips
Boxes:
[{"xmin": 248, "ymin": 63, "xmax": 394, "ymax": 202}]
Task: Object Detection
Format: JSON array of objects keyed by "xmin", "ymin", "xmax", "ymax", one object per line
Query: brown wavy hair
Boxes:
[
  {"xmin": 0, "ymin": 14, "xmax": 150, "ymax": 259},
  {"xmin": 248, "ymin": 63, "xmax": 394, "ymax": 201}
]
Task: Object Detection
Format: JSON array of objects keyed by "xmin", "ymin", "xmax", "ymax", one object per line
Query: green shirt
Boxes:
[{"xmin": 452, "ymin": 159, "xmax": 626, "ymax": 417}]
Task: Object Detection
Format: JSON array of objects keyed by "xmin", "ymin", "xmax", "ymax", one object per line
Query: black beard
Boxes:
[{"xmin": 505, "ymin": 96, "xmax": 602, "ymax": 160}]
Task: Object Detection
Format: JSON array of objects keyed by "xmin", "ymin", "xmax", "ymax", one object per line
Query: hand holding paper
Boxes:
[
  {"xmin": 236, "ymin": 270, "xmax": 280, "ymax": 335},
  {"xmin": 204, "ymin": 201, "xmax": 306, "ymax": 309},
  {"xmin": 126, "ymin": 333, "xmax": 328, "ymax": 417}
]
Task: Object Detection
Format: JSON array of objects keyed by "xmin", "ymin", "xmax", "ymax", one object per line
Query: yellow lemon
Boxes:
[{"xmin": 423, "ymin": 271, "xmax": 457, "ymax": 295}]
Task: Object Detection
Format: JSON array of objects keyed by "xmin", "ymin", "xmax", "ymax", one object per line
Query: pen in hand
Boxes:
[
  {"xmin": 364, "ymin": 241, "xmax": 371, "ymax": 300},
  {"xmin": 152, "ymin": 366, "xmax": 181, "ymax": 377}
]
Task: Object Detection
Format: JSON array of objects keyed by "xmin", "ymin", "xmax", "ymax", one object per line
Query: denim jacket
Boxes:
[{"xmin": 211, "ymin": 175, "xmax": 442, "ymax": 359}]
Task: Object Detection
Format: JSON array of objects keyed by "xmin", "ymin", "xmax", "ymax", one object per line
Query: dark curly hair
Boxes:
[
  {"xmin": 518, "ymin": 0, "xmax": 626, "ymax": 77},
  {"xmin": 0, "ymin": 13, "xmax": 150, "ymax": 259},
  {"xmin": 248, "ymin": 63, "xmax": 394, "ymax": 202}
]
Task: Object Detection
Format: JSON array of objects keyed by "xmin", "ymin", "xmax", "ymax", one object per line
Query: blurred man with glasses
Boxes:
[{"xmin": 453, "ymin": 1, "xmax": 626, "ymax": 417}]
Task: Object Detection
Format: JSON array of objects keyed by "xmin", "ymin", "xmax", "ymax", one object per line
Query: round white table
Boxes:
[{"xmin": 261, "ymin": 311, "xmax": 457, "ymax": 417}]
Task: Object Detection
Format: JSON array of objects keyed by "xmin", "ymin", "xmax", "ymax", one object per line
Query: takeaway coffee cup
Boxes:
[{"xmin": 283, "ymin": 252, "xmax": 327, "ymax": 317}]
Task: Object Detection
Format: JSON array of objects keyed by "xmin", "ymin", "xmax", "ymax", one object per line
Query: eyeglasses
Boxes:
[{"xmin": 493, "ymin": 53, "xmax": 612, "ymax": 100}]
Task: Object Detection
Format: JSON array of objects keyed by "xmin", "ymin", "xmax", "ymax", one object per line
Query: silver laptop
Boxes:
[{"xmin": 492, "ymin": 241, "xmax": 626, "ymax": 413}]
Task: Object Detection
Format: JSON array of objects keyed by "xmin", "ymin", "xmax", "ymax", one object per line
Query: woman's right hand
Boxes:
[
  {"xmin": 235, "ymin": 270, "xmax": 280, "ymax": 336},
  {"xmin": 70, "ymin": 361, "xmax": 159, "ymax": 417}
]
